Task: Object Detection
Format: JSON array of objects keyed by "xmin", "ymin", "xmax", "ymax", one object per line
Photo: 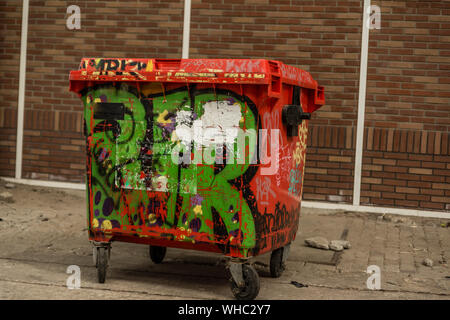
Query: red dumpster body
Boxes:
[{"xmin": 69, "ymin": 58, "xmax": 324, "ymax": 259}]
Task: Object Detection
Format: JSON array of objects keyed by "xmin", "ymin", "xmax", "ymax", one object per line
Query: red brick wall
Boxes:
[
  {"xmin": 22, "ymin": 0, "xmax": 184, "ymax": 182},
  {"xmin": 303, "ymin": 127, "xmax": 356, "ymax": 203},
  {"xmin": 361, "ymin": 1, "xmax": 450, "ymax": 211},
  {"xmin": 0, "ymin": 0, "xmax": 22, "ymax": 177},
  {"xmin": 0, "ymin": 0, "xmax": 448, "ymax": 212},
  {"xmin": 190, "ymin": 0, "xmax": 363, "ymax": 204}
]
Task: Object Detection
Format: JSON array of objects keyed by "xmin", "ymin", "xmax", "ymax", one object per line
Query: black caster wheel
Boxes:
[
  {"xmin": 230, "ymin": 264, "xmax": 260, "ymax": 300},
  {"xmin": 270, "ymin": 247, "xmax": 286, "ymax": 278},
  {"xmin": 96, "ymin": 247, "xmax": 108, "ymax": 284},
  {"xmin": 149, "ymin": 245, "xmax": 166, "ymax": 264}
]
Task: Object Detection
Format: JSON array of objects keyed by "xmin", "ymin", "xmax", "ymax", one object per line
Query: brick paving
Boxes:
[{"xmin": 295, "ymin": 209, "xmax": 450, "ymax": 295}]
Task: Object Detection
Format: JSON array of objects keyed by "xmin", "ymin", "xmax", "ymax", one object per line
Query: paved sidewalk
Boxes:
[
  {"xmin": 294, "ymin": 209, "xmax": 449, "ymax": 296},
  {"xmin": 0, "ymin": 180, "xmax": 449, "ymax": 299}
]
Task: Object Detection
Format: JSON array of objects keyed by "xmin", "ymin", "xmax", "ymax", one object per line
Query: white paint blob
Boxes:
[
  {"xmin": 174, "ymin": 100, "xmax": 242, "ymax": 147},
  {"xmin": 200, "ymin": 100, "xmax": 242, "ymax": 146}
]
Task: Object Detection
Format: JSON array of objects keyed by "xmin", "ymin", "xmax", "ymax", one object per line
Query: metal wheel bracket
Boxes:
[
  {"xmin": 92, "ymin": 241, "xmax": 111, "ymax": 248},
  {"xmin": 228, "ymin": 261, "xmax": 245, "ymax": 288},
  {"xmin": 92, "ymin": 241, "xmax": 111, "ymax": 267}
]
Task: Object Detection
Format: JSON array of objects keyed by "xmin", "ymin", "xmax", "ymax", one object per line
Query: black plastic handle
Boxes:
[{"xmin": 282, "ymin": 104, "xmax": 311, "ymax": 137}]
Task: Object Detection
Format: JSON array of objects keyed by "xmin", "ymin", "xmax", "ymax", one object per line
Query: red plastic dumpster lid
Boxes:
[{"xmin": 69, "ymin": 58, "xmax": 324, "ymax": 106}]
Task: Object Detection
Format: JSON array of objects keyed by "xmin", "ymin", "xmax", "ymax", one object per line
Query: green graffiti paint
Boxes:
[{"xmin": 83, "ymin": 85, "xmax": 258, "ymax": 255}]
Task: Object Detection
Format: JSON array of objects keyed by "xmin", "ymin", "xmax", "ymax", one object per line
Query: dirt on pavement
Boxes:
[{"xmin": 0, "ymin": 178, "xmax": 449, "ymax": 300}]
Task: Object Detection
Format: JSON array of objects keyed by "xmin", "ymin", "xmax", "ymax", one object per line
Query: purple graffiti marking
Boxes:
[
  {"xmin": 157, "ymin": 120, "xmax": 176, "ymax": 139},
  {"xmin": 189, "ymin": 218, "xmax": 202, "ymax": 232},
  {"xmin": 98, "ymin": 148, "xmax": 109, "ymax": 162},
  {"xmin": 95, "ymin": 191, "xmax": 102, "ymax": 205},
  {"xmin": 102, "ymin": 197, "xmax": 114, "ymax": 216},
  {"xmin": 191, "ymin": 194, "xmax": 204, "ymax": 206},
  {"xmin": 110, "ymin": 220, "xmax": 120, "ymax": 229}
]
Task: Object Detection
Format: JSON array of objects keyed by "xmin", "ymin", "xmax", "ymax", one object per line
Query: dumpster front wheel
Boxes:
[
  {"xmin": 149, "ymin": 245, "xmax": 166, "ymax": 264},
  {"xmin": 230, "ymin": 264, "xmax": 260, "ymax": 300},
  {"xmin": 96, "ymin": 247, "xmax": 108, "ymax": 283}
]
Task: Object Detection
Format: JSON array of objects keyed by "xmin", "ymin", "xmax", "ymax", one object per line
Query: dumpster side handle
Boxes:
[{"xmin": 282, "ymin": 104, "xmax": 311, "ymax": 137}]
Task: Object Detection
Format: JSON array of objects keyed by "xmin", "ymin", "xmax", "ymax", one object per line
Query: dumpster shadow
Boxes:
[
  {"xmin": 108, "ymin": 267, "xmax": 231, "ymax": 299},
  {"xmin": 106, "ymin": 258, "xmax": 232, "ymax": 299},
  {"xmin": 99, "ymin": 244, "xmax": 280, "ymax": 298},
  {"xmin": 100, "ymin": 244, "xmax": 232, "ymax": 298}
]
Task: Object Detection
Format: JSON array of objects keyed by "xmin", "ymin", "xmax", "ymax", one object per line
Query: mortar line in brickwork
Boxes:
[{"xmin": 353, "ymin": 0, "xmax": 371, "ymax": 206}]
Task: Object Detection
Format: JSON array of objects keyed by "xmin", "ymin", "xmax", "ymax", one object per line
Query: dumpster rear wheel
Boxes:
[
  {"xmin": 149, "ymin": 245, "xmax": 166, "ymax": 264},
  {"xmin": 230, "ymin": 264, "xmax": 260, "ymax": 300},
  {"xmin": 96, "ymin": 247, "xmax": 108, "ymax": 284},
  {"xmin": 270, "ymin": 247, "xmax": 286, "ymax": 278}
]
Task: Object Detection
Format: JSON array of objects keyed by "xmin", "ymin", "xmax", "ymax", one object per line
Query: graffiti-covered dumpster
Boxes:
[{"xmin": 69, "ymin": 58, "xmax": 324, "ymax": 300}]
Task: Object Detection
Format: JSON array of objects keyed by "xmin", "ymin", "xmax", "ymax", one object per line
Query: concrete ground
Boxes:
[{"xmin": 0, "ymin": 179, "xmax": 449, "ymax": 300}]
